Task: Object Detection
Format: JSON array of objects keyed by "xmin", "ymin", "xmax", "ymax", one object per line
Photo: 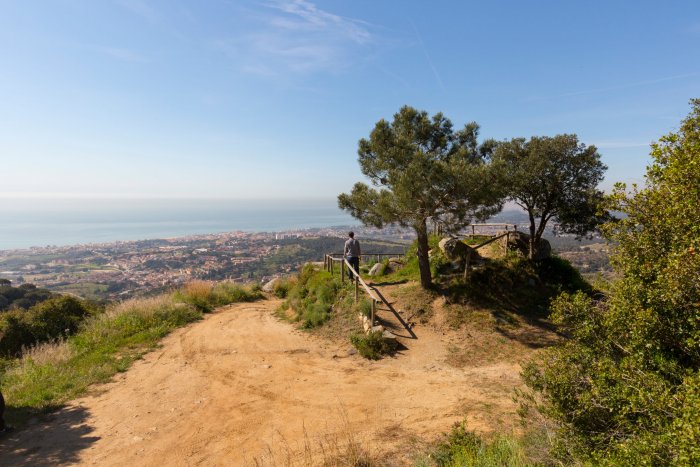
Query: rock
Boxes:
[
  {"xmin": 368, "ymin": 263, "xmax": 384, "ymax": 276},
  {"xmin": 368, "ymin": 258, "xmax": 404, "ymax": 276},
  {"xmin": 505, "ymin": 231, "xmax": 552, "ymax": 260},
  {"xmin": 261, "ymin": 278, "xmax": 279, "ymax": 292},
  {"xmin": 371, "ymin": 325, "xmax": 385, "ymax": 333},
  {"xmin": 438, "ymin": 237, "xmax": 476, "ymax": 261}
]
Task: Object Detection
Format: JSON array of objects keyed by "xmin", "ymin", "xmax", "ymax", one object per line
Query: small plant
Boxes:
[
  {"xmin": 350, "ymin": 330, "xmax": 397, "ymax": 360},
  {"xmin": 430, "ymin": 422, "xmax": 528, "ymax": 466}
]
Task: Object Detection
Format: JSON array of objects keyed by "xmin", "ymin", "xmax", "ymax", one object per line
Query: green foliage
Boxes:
[
  {"xmin": 338, "ymin": 106, "xmax": 503, "ymax": 288},
  {"xmin": 522, "ymin": 100, "xmax": 700, "ymax": 464},
  {"xmin": 492, "ymin": 134, "xmax": 608, "ymax": 259},
  {"xmin": 272, "ymin": 277, "xmax": 295, "ymax": 298},
  {"xmin": 0, "ymin": 296, "xmax": 95, "ymax": 357},
  {"xmin": 350, "ymin": 330, "xmax": 397, "ymax": 360},
  {"xmin": 283, "ymin": 264, "xmax": 343, "ymax": 329},
  {"xmin": 424, "ymin": 422, "xmax": 527, "ymax": 466},
  {"xmin": 0, "ymin": 282, "xmax": 54, "ymax": 311}
]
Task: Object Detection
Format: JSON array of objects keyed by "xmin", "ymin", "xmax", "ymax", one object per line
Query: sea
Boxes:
[{"xmin": 0, "ymin": 198, "xmax": 358, "ymax": 251}]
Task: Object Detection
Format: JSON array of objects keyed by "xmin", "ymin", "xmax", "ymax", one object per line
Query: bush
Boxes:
[
  {"xmin": 0, "ymin": 296, "xmax": 94, "ymax": 357},
  {"xmin": 522, "ymin": 100, "xmax": 700, "ymax": 464},
  {"xmin": 427, "ymin": 422, "xmax": 527, "ymax": 466},
  {"xmin": 350, "ymin": 330, "xmax": 397, "ymax": 360},
  {"xmin": 272, "ymin": 277, "xmax": 295, "ymax": 298},
  {"xmin": 283, "ymin": 264, "xmax": 342, "ymax": 329}
]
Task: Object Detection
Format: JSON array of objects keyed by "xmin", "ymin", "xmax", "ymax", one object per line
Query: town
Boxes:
[{"xmin": 0, "ymin": 225, "xmax": 412, "ymax": 301}]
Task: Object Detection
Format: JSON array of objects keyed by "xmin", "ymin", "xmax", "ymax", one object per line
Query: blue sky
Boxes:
[{"xmin": 1, "ymin": 0, "xmax": 699, "ymax": 199}]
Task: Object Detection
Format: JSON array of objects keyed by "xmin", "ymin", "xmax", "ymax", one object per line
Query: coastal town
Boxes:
[{"xmin": 0, "ymin": 225, "xmax": 412, "ymax": 301}]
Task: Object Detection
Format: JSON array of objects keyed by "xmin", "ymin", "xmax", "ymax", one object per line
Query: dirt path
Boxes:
[{"xmin": 0, "ymin": 299, "xmax": 525, "ymax": 466}]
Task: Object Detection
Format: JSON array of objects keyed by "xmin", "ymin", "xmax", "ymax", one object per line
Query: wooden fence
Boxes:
[{"xmin": 323, "ymin": 253, "xmax": 402, "ymax": 326}]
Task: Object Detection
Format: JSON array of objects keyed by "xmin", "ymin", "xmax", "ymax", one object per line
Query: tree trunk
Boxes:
[
  {"xmin": 414, "ymin": 219, "xmax": 433, "ymax": 289},
  {"xmin": 528, "ymin": 210, "xmax": 536, "ymax": 260}
]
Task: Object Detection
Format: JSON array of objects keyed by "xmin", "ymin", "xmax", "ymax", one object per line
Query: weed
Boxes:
[{"xmin": 350, "ymin": 331, "xmax": 397, "ymax": 360}]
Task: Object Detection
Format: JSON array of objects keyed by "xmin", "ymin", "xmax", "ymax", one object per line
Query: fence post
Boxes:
[
  {"xmin": 371, "ymin": 299, "xmax": 376, "ymax": 325},
  {"xmin": 504, "ymin": 232, "xmax": 509, "ymax": 256},
  {"xmin": 463, "ymin": 251, "xmax": 471, "ymax": 279},
  {"xmin": 355, "ymin": 275, "xmax": 358, "ymax": 301},
  {"xmin": 341, "ymin": 260, "xmax": 345, "ymax": 283}
]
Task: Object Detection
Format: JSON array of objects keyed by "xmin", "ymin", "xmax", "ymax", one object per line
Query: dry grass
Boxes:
[
  {"xmin": 182, "ymin": 280, "xmax": 214, "ymax": 301},
  {"xmin": 249, "ymin": 408, "xmax": 380, "ymax": 467},
  {"xmin": 21, "ymin": 340, "xmax": 74, "ymax": 366}
]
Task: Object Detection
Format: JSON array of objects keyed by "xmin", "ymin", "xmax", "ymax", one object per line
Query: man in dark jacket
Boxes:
[{"xmin": 344, "ymin": 232, "xmax": 361, "ymax": 280}]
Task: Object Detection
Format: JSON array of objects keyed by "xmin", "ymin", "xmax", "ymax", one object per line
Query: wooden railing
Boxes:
[{"xmin": 323, "ymin": 253, "xmax": 402, "ymax": 326}]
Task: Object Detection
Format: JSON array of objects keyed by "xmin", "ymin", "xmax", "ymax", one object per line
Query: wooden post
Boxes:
[
  {"xmin": 472, "ymin": 225, "xmax": 475, "ymax": 236},
  {"xmin": 463, "ymin": 251, "xmax": 471, "ymax": 279},
  {"xmin": 355, "ymin": 276, "xmax": 358, "ymax": 301},
  {"xmin": 504, "ymin": 232, "xmax": 509, "ymax": 256},
  {"xmin": 330, "ymin": 257, "xmax": 334, "ymax": 274},
  {"xmin": 371, "ymin": 299, "xmax": 376, "ymax": 325},
  {"xmin": 341, "ymin": 260, "xmax": 345, "ymax": 283}
]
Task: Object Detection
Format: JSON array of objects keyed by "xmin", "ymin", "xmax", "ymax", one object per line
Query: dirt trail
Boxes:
[{"xmin": 0, "ymin": 298, "xmax": 524, "ymax": 466}]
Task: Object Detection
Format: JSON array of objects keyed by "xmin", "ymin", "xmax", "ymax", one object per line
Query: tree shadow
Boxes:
[
  {"xmin": 366, "ymin": 279, "xmax": 408, "ymax": 287},
  {"xmin": 0, "ymin": 405, "xmax": 99, "ymax": 466},
  {"xmin": 438, "ymin": 257, "xmax": 587, "ymax": 349}
]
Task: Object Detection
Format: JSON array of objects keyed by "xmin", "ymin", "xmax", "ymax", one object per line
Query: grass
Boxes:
[
  {"xmin": 0, "ymin": 281, "xmax": 262, "ymax": 427},
  {"xmin": 350, "ymin": 330, "xmax": 397, "ymax": 360},
  {"xmin": 415, "ymin": 422, "xmax": 529, "ymax": 467},
  {"xmin": 280, "ymin": 264, "xmax": 352, "ymax": 329}
]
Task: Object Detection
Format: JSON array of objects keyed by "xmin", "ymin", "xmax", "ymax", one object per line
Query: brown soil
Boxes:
[{"xmin": 0, "ymin": 294, "xmax": 551, "ymax": 466}]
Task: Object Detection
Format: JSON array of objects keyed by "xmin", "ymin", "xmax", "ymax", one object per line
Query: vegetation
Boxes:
[
  {"xmin": 282, "ymin": 264, "xmax": 345, "ymax": 329},
  {"xmin": 521, "ymin": 100, "xmax": 700, "ymax": 464},
  {"xmin": 492, "ymin": 134, "xmax": 609, "ymax": 259},
  {"xmin": 338, "ymin": 106, "xmax": 502, "ymax": 288},
  {"xmin": 350, "ymin": 330, "xmax": 397, "ymax": 360},
  {"xmin": 0, "ymin": 281, "xmax": 54, "ymax": 311},
  {"xmin": 0, "ymin": 281, "xmax": 262, "ymax": 426},
  {"xmin": 416, "ymin": 422, "xmax": 527, "ymax": 466},
  {"xmin": 174, "ymin": 280, "xmax": 262, "ymax": 312},
  {"xmin": 0, "ymin": 295, "xmax": 95, "ymax": 357}
]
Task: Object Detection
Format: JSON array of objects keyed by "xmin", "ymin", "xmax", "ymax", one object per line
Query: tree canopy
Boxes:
[
  {"xmin": 492, "ymin": 134, "xmax": 608, "ymax": 259},
  {"xmin": 522, "ymin": 100, "xmax": 700, "ymax": 464},
  {"xmin": 338, "ymin": 106, "xmax": 502, "ymax": 288}
]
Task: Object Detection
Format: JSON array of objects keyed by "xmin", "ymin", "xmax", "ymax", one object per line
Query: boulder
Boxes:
[
  {"xmin": 261, "ymin": 278, "xmax": 279, "ymax": 293},
  {"xmin": 439, "ymin": 237, "xmax": 468, "ymax": 260},
  {"xmin": 505, "ymin": 231, "xmax": 551, "ymax": 260},
  {"xmin": 368, "ymin": 258, "xmax": 404, "ymax": 276},
  {"xmin": 368, "ymin": 263, "xmax": 384, "ymax": 276}
]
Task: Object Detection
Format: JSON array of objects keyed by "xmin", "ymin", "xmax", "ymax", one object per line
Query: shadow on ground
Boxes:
[{"xmin": 0, "ymin": 405, "xmax": 98, "ymax": 466}]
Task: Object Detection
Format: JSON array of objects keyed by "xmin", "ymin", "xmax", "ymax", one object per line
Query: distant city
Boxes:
[{"xmin": 0, "ymin": 210, "xmax": 611, "ymax": 301}]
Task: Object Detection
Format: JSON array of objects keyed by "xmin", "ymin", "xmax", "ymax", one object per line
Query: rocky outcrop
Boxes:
[
  {"xmin": 505, "ymin": 231, "xmax": 551, "ymax": 260},
  {"xmin": 368, "ymin": 258, "xmax": 404, "ymax": 276},
  {"xmin": 438, "ymin": 237, "xmax": 477, "ymax": 260},
  {"xmin": 261, "ymin": 278, "xmax": 279, "ymax": 292}
]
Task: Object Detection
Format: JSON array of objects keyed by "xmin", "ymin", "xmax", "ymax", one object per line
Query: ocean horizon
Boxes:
[{"xmin": 0, "ymin": 198, "xmax": 358, "ymax": 250}]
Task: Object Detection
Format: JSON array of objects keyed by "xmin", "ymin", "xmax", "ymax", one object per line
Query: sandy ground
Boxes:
[{"xmin": 0, "ymin": 298, "xmax": 526, "ymax": 466}]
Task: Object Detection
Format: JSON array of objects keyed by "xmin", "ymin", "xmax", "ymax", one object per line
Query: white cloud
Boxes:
[{"xmin": 215, "ymin": 0, "xmax": 376, "ymax": 76}]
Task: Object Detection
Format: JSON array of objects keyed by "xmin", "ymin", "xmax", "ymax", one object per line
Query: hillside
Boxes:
[{"xmin": 0, "ymin": 289, "xmax": 556, "ymax": 465}]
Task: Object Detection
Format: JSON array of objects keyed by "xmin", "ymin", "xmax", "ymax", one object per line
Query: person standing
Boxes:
[{"xmin": 344, "ymin": 231, "xmax": 361, "ymax": 280}]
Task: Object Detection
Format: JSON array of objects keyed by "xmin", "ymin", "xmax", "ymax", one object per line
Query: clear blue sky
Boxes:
[{"xmin": 1, "ymin": 0, "xmax": 699, "ymax": 199}]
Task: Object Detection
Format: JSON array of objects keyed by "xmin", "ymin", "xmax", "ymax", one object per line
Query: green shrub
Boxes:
[
  {"xmin": 272, "ymin": 277, "xmax": 295, "ymax": 298},
  {"xmin": 429, "ymin": 422, "xmax": 527, "ymax": 466},
  {"xmin": 283, "ymin": 264, "xmax": 343, "ymax": 328},
  {"xmin": 350, "ymin": 330, "xmax": 397, "ymax": 360},
  {"xmin": 0, "ymin": 296, "xmax": 94, "ymax": 357}
]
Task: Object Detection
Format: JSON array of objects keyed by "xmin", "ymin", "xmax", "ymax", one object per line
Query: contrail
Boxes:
[{"xmin": 409, "ymin": 19, "xmax": 446, "ymax": 92}]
